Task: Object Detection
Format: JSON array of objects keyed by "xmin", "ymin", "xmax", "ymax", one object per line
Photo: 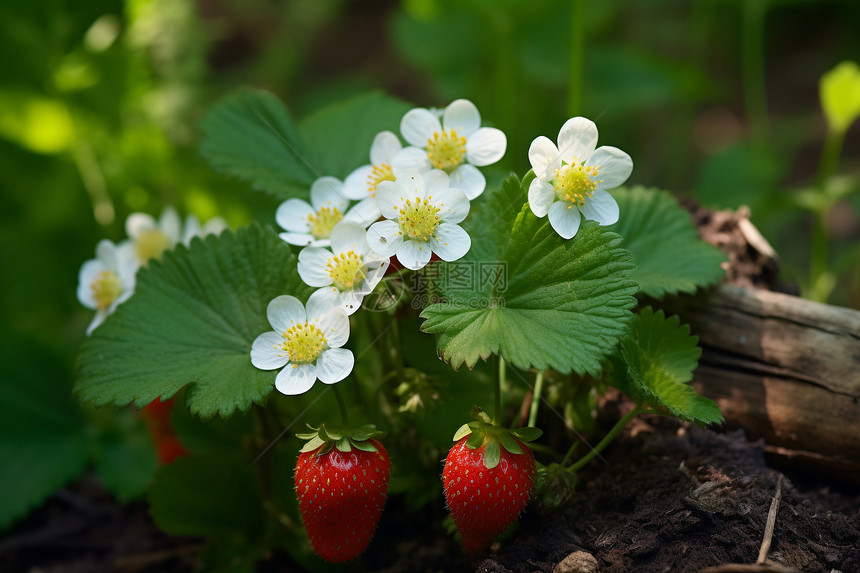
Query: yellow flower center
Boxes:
[
  {"xmin": 135, "ymin": 229, "xmax": 171, "ymax": 263},
  {"xmin": 281, "ymin": 323, "xmax": 327, "ymax": 364},
  {"xmin": 91, "ymin": 270, "xmax": 123, "ymax": 310},
  {"xmin": 308, "ymin": 206, "xmax": 343, "ymax": 240},
  {"xmin": 553, "ymin": 161, "xmax": 598, "ymax": 207},
  {"xmin": 327, "ymin": 251, "xmax": 366, "ymax": 291},
  {"xmin": 426, "ymin": 129, "xmax": 466, "ymax": 172},
  {"xmin": 397, "ymin": 197, "xmax": 440, "ymax": 241},
  {"xmin": 367, "ymin": 163, "xmax": 396, "ymax": 197}
]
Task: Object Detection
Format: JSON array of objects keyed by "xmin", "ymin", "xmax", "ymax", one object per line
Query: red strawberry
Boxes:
[
  {"xmin": 294, "ymin": 425, "xmax": 390, "ymax": 563},
  {"xmin": 442, "ymin": 417, "xmax": 541, "ymax": 555},
  {"xmin": 141, "ymin": 397, "xmax": 188, "ymax": 465}
]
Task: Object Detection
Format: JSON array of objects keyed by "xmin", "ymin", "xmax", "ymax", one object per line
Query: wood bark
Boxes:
[{"xmin": 664, "ymin": 284, "xmax": 860, "ymax": 484}]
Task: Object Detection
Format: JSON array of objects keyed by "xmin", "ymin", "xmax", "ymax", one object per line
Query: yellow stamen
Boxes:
[
  {"xmin": 426, "ymin": 129, "xmax": 466, "ymax": 172},
  {"xmin": 327, "ymin": 251, "xmax": 366, "ymax": 291},
  {"xmin": 366, "ymin": 163, "xmax": 395, "ymax": 197},
  {"xmin": 134, "ymin": 229, "xmax": 171, "ymax": 263},
  {"xmin": 90, "ymin": 270, "xmax": 122, "ymax": 310},
  {"xmin": 397, "ymin": 197, "xmax": 440, "ymax": 241},
  {"xmin": 279, "ymin": 322, "xmax": 327, "ymax": 364},
  {"xmin": 553, "ymin": 160, "xmax": 599, "ymax": 207},
  {"xmin": 308, "ymin": 206, "xmax": 343, "ymax": 240}
]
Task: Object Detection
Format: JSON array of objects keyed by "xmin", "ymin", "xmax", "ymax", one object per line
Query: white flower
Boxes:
[
  {"xmin": 126, "ymin": 206, "xmax": 227, "ymax": 264},
  {"xmin": 393, "ymin": 99, "xmax": 506, "ymax": 200},
  {"xmin": 250, "ymin": 288, "xmax": 354, "ymax": 396},
  {"xmin": 366, "ymin": 169, "xmax": 471, "ymax": 270},
  {"xmin": 181, "ymin": 214, "xmax": 228, "ymax": 246},
  {"xmin": 342, "ymin": 131, "xmax": 407, "ymax": 223},
  {"xmin": 527, "ymin": 117, "xmax": 633, "ymax": 240},
  {"xmin": 77, "ymin": 239, "xmax": 138, "ymax": 335},
  {"xmin": 125, "ymin": 206, "xmax": 182, "ymax": 264},
  {"xmin": 276, "ymin": 177, "xmax": 369, "ymax": 248},
  {"xmin": 297, "ymin": 220, "xmax": 390, "ymax": 315}
]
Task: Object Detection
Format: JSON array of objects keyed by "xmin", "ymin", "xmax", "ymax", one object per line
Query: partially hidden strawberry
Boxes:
[
  {"xmin": 141, "ymin": 397, "xmax": 189, "ymax": 465},
  {"xmin": 294, "ymin": 424, "xmax": 390, "ymax": 563},
  {"xmin": 442, "ymin": 414, "xmax": 542, "ymax": 555}
]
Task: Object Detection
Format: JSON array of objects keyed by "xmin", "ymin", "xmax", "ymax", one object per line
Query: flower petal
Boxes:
[
  {"xmin": 442, "ymin": 99, "xmax": 481, "ymax": 138},
  {"xmin": 579, "ymin": 189, "xmax": 620, "ymax": 226},
  {"xmin": 375, "ymin": 180, "xmax": 403, "ymax": 220},
  {"xmin": 430, "ymin": 223, "xmax": 471, "ymax": 261},
  {"xmin": 279, "ymin": 232, "xmax": 316, "ymax": 247},
  {"xmin": 251, "ymin": 331, "xmax": 290, "ymax": 370},
  {"xmin": 396, "ymin": 169, "xmax": 426, "ymax": 199},
  {"xmin": 345, "ymin": 196, "xmax": 382, "ymax": 226},
  {"xmin": 343, "ymin": 164, "xmax": 374, "ymax": 200},
  {"xmin": 547, "ymin": 201, "xmax": 582, "ymax": 240},
  {"xmin": 465, "ymin": 127, "xmax": 506, "ymax": 166},
  {"xmin": 275, "ymin": 199, "xmax": 314, "ymax": 233},
  {"xmin": 267, "ymin": 295, "xmax": 306, "ymax": 332},
  {"xmin": 557, "ymin": 117, "xmax": 598, "ymax": 165},
  {"xmin": 433, "ymin": 184, "xmax": 470, "ymax": 224},
  {"xmin": 359, "ymin": 255, "xmax": 390, "ymax": 293},
  {"xmin": 330, "ymin": 220, "xmax": 370, "ymax": 255},
  {"xmin": 305, "ymin": 286, "xmax": 341, "ymax": 322},
  {"xmin": 297, "ymin": 247, "xmax": 334, "ymax": 288},
  {"xmin": 391, "ymin": 146, "xmax": 431, "ymax": 173},
  {"xmin": 77, "ymin": 259, "xmax": 103, "ymax": 309},
  {"xmin": 395, "ymin": 239, "xmax": 433, "ymax": 270},
  {"xmin": 125, "ymin": 213, "xmax": 156, "ymax": 240},
  {"xmin": 337, "ymin": 289, "xmax": 364, "ymax": 315},
  {"xmin": 315, "ymin": 348, "xmax": 354, "ymax": 384},
  {"xmin": 275, "ymin": 363, "xmax": 317, "ymax": 396},
  {"xmin": 159, "ymin": 207, "xmax": 182, "ymax": 245},
  {"xmin": 448, "ymin": 163, "xmax": 486, "ymax": 200},
  {"xmin": 310, "ymin": 177, "xmax": 349, "ymax": 212},
  {"xmin": 366, "ymin": 220, "xmax": 402, "ymax": 258},
  {"xmin": 370, "ymin": 130, "xmax": 402, "ymax": 165},
  {"xmin": 528, "ymin": 136, "xmax": 562, "ymax": 180},
  {"xmin": 400, "ymin": 108, "xmax": 442, "ymax": 147},
  {"xmin": 588, "ymin": 146, "xmax": 633, "ymax": 190},
  {"xmin": 528, "ymin": 178, "xmax": 556, "ymax": 217},
  {"xmin": 422, "ymin": 169, "xmax": 450, "ymax": 196},
  {"xmin": 86, "ymin": 310, "xmax": 108, "ymax": 336}
]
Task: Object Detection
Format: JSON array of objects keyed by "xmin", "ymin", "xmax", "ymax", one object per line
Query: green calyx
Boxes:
[
  {"xmin": 451, "ymin": 410, "xmax": 542, "ymax": 470},
  {"xmin": 296, "ymin": 423, "xmax": 386, "ymax": 455}
]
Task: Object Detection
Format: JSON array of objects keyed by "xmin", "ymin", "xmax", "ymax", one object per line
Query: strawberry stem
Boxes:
[
  {"xmin": 528, "ymin": 370, "xmax": 545, "ymax": 428},
  {"xmin": 566, "ymin": 406, "xmax": 642, "ymax": 472},
  {"xmin": 333, "ymin": 385, "xmax": 349, "ymax": 425},
  {"xmin": 494, "ymin": 355, "xmax": 504, "ymax": 423}
]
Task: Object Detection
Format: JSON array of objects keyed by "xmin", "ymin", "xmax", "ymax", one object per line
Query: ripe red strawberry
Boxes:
[
  {"xmin": 443, "ymin": 418, "xmax": 541, "ymax": 555},
  {"xmin": 294, "ymin": 425, "xmax": 390, "ymax": 563},
  {"xmin": 141, "ymin": 397, "xmax": 188, "ymax": 465}
]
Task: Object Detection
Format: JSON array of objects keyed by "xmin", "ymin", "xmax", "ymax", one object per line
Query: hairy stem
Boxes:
[
  {"xmin": 528, "ymin": 371, "xmax": 545, "ymax": 428},
  {"xmin": 567, "ymin": 406, "xmax": 641, "ymax": 472}
]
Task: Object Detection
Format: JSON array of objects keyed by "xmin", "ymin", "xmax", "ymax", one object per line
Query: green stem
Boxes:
[
  {"xmin": 528, "ymin": 371, "xmax": 545, "ymax": 428},
  {"xmin": 742, "ymin": 0, "xmax": 768, "ymax": 146},
  {"xmin": 567, "ymin": 406, "xmax": 641, "ymax": 472},
  {"xmin": 333, "ymin": 385, "xmax": 349, "ymax": 426},
  {"xmin": 810, "ymin": 130, "xmax": 845, "ymax": 302},
  {"xmin": 568, "ymin": 0, "xmax": 585, "ymax": 117},
  {"xmin": 494, "ymin": 355, "xmax": 504, "ymax": 423}
]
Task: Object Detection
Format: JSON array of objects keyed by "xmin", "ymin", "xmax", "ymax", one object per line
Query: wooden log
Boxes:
[{"xmin": 664, "ymin": 284, "xmax": 860, "ymax": 484}]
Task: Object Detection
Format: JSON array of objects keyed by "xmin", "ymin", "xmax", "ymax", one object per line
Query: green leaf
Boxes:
[
  {"xmin": 510, "ymin": 426, "xmax": 542, "ymax": 443},
  {"xmin": 148, "ymin": 453, "xmax": 265, "ymax": 538},
  {"xmin": 200, "ymin": 88, "xmax": 317, "ymax": 199},
  {"xmin": 299, "ymin": 91, "xmax": 413, "ymax": 179},
  {"xmin": 452, "ymin": 423, "xmax": 472, "ymax": 442},
  {"xmin": 820, "ymin": 60, "xmax": 860, "ymax": 134},
  {"xmin": 619, "ymin": 307, "xmax": 723, "ymax": 426},
  {"xmin": 483, "ymin": 439, "xmax": 501, "ymax": 469},
  {"xmin": 498, "ymin": 432, "xmax": 522, "ymax": 455},
  {"xmin": 171, "ymin": 393, "xmax": 254, "ymax": 453},
  {"xmin": 76, "ymin": 224, "xmax": 314, "ymax": 418},
  {"xmin": 0, "ymin": 339, "xmax": 89, "ymax": 529},
  {"xmin": 93, "ymin": 408, "xmax": 158, "ymax": 502},
  {"xmin": 607, "ymin": 186, "xmax": 727, "ymax": 298},
  {"xmin": 350, "ymin": 439, "xmax": 378, "ymax": 453},
  {"xmin": 421, "ymin": 176, "xmax": 638, "ymax": 375}
]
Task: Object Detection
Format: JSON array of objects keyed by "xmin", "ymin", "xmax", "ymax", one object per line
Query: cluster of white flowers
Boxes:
[
  {"xmin": 255, "ymin": 101, "xmax": 633, "ymax": 397},
  {"xmin": 259, "ymin": 99, "xmax": 507, "ymax": 395},
  {"xmin": 77, "ymin": 207, "xmax": 228, "ymax": 335}
]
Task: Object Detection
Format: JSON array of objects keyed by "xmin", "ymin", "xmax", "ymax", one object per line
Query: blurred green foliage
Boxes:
[{"xmin": 2, "ymin": 0, "xmax": 859, "ymax": 543}]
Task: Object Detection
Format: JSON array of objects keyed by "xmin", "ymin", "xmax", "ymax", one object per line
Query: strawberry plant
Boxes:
[{"xmin": 67, "ymin": 90, "xmax": 728, "ymax": 566}]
